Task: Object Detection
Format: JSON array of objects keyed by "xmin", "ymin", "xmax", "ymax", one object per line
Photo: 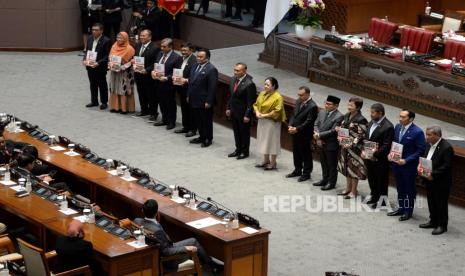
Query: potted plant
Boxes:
[{"xmin": 291, "ymin": 0, "xmax": 325, "ymax": 40}]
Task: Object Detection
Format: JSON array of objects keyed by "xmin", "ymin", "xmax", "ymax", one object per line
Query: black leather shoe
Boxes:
[
  {"xmin": 136, "ymin": 112, "xmax": 149, "ymax": 117},
  {"xmin": 387, "ymin": 209, "xmax": 403, "ymax": 216},
  {"xmin": 148, "ymin": 115, "xmax": 158, "ymax": 122},
  {"xmin": 419, "ymin": 222, "xmax": 436, "ymax": 229},
  {"xmin": 189, "ymin": 138, "xmax": 202, "ymax": 144},
  {"xmin": 166, "ymin": 124, "xmax": 175, "ymax": 130},
  {"xmin": 366, "ymin": 199, "xmax": 378, "ymax": 204},
  {"xmin": 285, "ymin": 171, "xmax": 301, "ymax": 178},
  {"xmin": 185, "ymin": 131, "xmax": 196, "ymax": 137},
  {"xmin": 321, "ymin": 184, "xmax": 336, "ymax": 191},
  {"xmin": 399, "ymin": 214, "xmax": 411, "ymax": 221},
  {"xmin": 432, "ymin": 226, "xmax": 447, "ymax": 235},
  {"xmin": 201, "ymin": 140, "xmax": 212, "ymax": 148},
  {"xmin": 228, "ymin": 150, "xmax": 240, "ymax": 158},
  {"xmin": 237, "ymin": 153, "xmax": 249, "ymax": 160},
  {"xmin": 86, "ymin": 103, "xmax": 98, "ymax": 107},
  {"xmin": 231, "ymin": 14, "xmax": 242, "ymax": 20},
  {"xmin": 100, "ymin": 104, "xmax": 107, "ymax": 110},
  {"xmin": 313, "ymin": 181, "xmax": 326, "ymax": 187},
  {"xmin": 174, "ymin": 128, "xmax": 188, "ymax": 134},
  {"xmin": 297, "ymin": 175, "xmax": 310, "ymax": 182},
  {"xmin": 154, "ymin": 121, "xmax": 167, "ymax": 126}
]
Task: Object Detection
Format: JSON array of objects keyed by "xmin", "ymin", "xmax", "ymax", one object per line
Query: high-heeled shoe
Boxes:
[
  {"xmin": 255, "ymin": 162, "xmax": 269, "ymax": 168},
  {"xmin": 337, "ymin": 191, "xmax": 350, "ymax": 196},
  {"xmin": 344, "ymin": 193, "xmax": 357, "ymax": 199},
  {"xmin": 264, "ymin": 163, "xmax": 277, "ymax": 171}
]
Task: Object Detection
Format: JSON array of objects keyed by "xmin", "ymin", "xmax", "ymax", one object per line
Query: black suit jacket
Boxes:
[
  {"xmin": 227, "ymin": 74, "xmax": 257, "ymax": 119},
  {"xmin": 55, "ymin": 235, "xmax": 100, "ymax": 274},
  {"xmin": 365, "ymin": 117, "xmax": 395, "ymax": 161},
  {"xmin": 134, "ymin": 41, "xmax": 160, "ymax": 77},
  {"xmin": 84, "ymin": 35, "xmax": 111, "ymax": 72},
  {"xmin": 176, "ymin": 54, "xmax": 197, "ymax": 95},
  {"xmin": 154, "ymin": 51, "xmax": 183, "ymax": 93},
  {"xmin": 187, "ymin": 62, "xmax": 219, "ymax": 108},
  {"xmin": 422, "ymin": 139, "xmax": 454, "ymax": 188},
  {"xmin": 289, "ymin": 98, "xmax": 318, "ymax": 136},
  {"xmin": 102, "ymin": 0, "xmax": 123, "ymax": 23}
]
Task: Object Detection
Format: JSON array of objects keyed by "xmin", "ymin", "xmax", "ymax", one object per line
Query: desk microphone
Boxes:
[{"xmin": 207, "ymin": 197, "xmax": 235, "ymax": 217}]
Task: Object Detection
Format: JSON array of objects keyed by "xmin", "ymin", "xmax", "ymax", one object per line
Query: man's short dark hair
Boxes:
[
  {"xmin": 142, "ymin": 199, "xmax": 158, "ymax": 218},
  {"xmin": 402, "ymin": 109, "xmax": 416, "ymax": 120},
  {"xmin": 198, "ymin": 48, "xmax": 211, "ymax": 59},
  {"xmin": 299, "ymin": 86, "xmax": 310, "ymax": 94},
  {"xmin": 22, "ymin": 145, "xmax": 38, "ymax": 159},
  {"xmin": 17, "ymin": 154, "xmax": 35, "ymax": 168},
  {"xmin": 371, "ymin": 103, "xmax": 385, "ymax": 115},
  {"xmin": 181, "ymin": 42, "xmax": 195, "ymax": 51},
  {"xmin": 92, "ymin": 23, "xmax": 104, "ymax": 30},
  {"xmin": 349, "ymin": 97, "xmax": 363, "ymax": 110},
  {"xmin": 235, "ymin": 62, "xmax": 248, "ymax": 70}
]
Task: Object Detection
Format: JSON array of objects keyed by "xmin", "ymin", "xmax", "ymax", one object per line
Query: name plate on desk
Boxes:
[{"xmin": 452, "ymin": 66, "xmax": 465, "ymax": 77}]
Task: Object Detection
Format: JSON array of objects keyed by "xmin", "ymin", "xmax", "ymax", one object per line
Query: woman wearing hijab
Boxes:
[
  {"xmin": 108, "ymin": 31, "xmax": 136, "ymax": 114},
  {"xmin": 253, "ymin": 77, "xmax": 286, "ymax": 170}
]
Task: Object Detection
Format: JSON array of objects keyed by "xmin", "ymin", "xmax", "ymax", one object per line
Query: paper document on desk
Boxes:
[
  {"xmin": 73, "ymin": 215, "xmax": 87, "ymax": 223},
  {"xmin": 240, "ymin": 227, "xmax": 259, "ymax": 234},
  {"xmin": 107, "ymin": 169, "xmax": 118, "ymax": 176},
  {"xmin": 186, "ymin": 217, "xmax": 222, "ymax": 229},
  {"xmin": 120, "ymin": 175, "xmax": 138, "ymax": 182},
  {"xmin": 50, "ymin": 145, "xmax": 66, "ymax": 151},
  {"xmin": 0, "ymin": 180, "xmax": 17, "ymax": 186},
  {"xmin": 171, "ymin": 197, "xmax": 186, "ymax": 204},
  {"xmin": 127, "ymin": 240, "xmax": 148, "ymax": 249},
  {"xmin": 64, "ymin": 151, "xmax": 80, "ymax": 157},
  {"xmin": 9, "ymin": 186, "xmax": 23, "ymax": 192},
  {"xmin": 59, "ymin": 208, "xmax": 78, "ymax": 215}
]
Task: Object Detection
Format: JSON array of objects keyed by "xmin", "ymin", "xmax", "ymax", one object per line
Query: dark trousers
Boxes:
[
  {"xmin": 252, "ymin": 0, "xmax": 266, "ymax": 24},
  {"xmin": 393, "ymin": 169, "xmax": 417, "ymax": 215},
  {"xmin": 366, "ymin": 160, "xmax": 390, "ymax": 201},
  {"xmin": 194, "ymin": 107, "xmax": 213, "ymax": 141},
  {"xmin": 320, "ymin": 148, "xmax": 338, "ymax": 185},
  {"xmin": 159, "ymin": 88, "xmax": 177, "ymax": 124},
  {"xmin": 231, "ymin": 116, "xmax": 250, "ymax": 154},
  {"xmin": 292, "ymin": 134, "xmax": 313, "ymax": 177},
  {"xmin": 149, "ymin": 83, "xmax": 160, "ymax": 118},
  {"xmin": 178, "ymin": 88, "xmax": 196, "ymax": 131},
  {"xmin": 104, "ymin": 21, "xmax": 121, "ymax": 40},
  {"xmin": 188, "ymin": 0, "xmax": 209, "ymax": 13},
  {"xmin": 87, "ymin": 70, "xmax": 108, "ymax": 105},
  {"xmin": 135, "ymin": 74, "xmax": 154, "ymax": 114},
  {"xmin": 426, "ymin": 183, "xmax": 450, "ymax": 227},
  {"xmin": 165, "ymin": 238, "xmax": 211, "ymax": 272},
  {"xmin": 226, "ymin": 0, "xmax": 242, "ymax": 16}
]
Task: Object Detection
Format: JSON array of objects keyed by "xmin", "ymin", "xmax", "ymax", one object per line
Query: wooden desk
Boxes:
[
  {"xmin": 3, "ymin": 131, "xmax": 271, "ymax": 276},
  {"xmin": 0, "ymin": 183, "xmax": 158, "ymax": 276}
]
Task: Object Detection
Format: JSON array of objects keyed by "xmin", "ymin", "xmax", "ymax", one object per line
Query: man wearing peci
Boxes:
[
  {"xmin": 387, "ymin": 109, "xmax": 426, "ymax": 221},
  {"xmin": 173, "ymin": 43, "xmax": 198, "ymax": 137},
  {"xmin": 83, "ymin": 23, "xmax": 111, "ymax": 110},
  {"xmin": 186, "ymin": 49, "xmax": 218, "ymax": 148},
  {"xmin": 418, "ymin": 126, "xmax": 454, "ymax": 235},
  {"xmin": 226, "ymin": 63, "xmax": 257, "ymax": 160},
  {"xmin": 362, "ymin": 103, "xmax": 394, "ymax": 209},
  {"xmin": 286, "ymin": 86, "xmax": 318, "ymax": 182},
  {"xmin": 133, "ymin": 29, "xmax": 160, "ymax": 117},
  {"xmin": 151, "ymin": 38, "xmax": 183, "ymax": 130},
  {"xmin": 313, "ymin": 95, "xmax": 343, "ymax": 190}
]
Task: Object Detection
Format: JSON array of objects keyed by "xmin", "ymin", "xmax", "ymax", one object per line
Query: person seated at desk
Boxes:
[
  {"xmin": 0, "ymin": 222, "xmax": 6, "ymax": 234},
  {"xmin": 21, "ymin": 144, "xmax": 50, "ymax": 175},
  {"xmin": 0, "ymin": 137, "xmax": 11, "ymax": 164},
  {"xmin": 135, "ymin": 199, "xmax": 223, "ymax": 274},
  {"xmin": 14, "ymin": 154, "xmax": 69, "ymax": 192},
  {"xmin": 55, "ymin": 220, "xmax": 102, "ymax": 275}
]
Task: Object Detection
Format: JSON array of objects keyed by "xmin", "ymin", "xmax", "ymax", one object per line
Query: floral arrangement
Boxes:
[{"xmin": 290, "ymin": 0, "xmax": 326, "ymax": 28}]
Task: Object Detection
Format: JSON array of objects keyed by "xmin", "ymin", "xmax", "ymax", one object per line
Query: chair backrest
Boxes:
[
  {"xmin": 444, "ymin": 39, "xmax": 465, "ymax": 62},
  {"xmin": 400, "ymin": 27, "xmax": 435, "ymax": 53},
  {"xmin": 17, "ymin": 238, "xmax": 50, "ymax": 276},
  {"xmin": 368, "ymin": 17, "xmax": 399, "ymax": 44},
  {"xmin": 442, "ymin": 10, "xmax": 465, "ymax": 33}
]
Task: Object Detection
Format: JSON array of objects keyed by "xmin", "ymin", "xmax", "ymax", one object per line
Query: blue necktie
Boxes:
[{"xmin": 399, "ymin": 126, "xmax": 406, "ymax": 141}]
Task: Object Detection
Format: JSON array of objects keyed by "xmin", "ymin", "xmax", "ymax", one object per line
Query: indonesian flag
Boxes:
[
  {"xmin": 158, "ymin": 0, "xmax": 184, "ymax": 18},
  {"xmin": 264, "ymin": 0, "xmax": 291, "ymax": 38}
]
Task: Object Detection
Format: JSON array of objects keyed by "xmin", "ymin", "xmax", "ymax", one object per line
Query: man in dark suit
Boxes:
[
  {"xmin": 151, "ymin": 38, "xmax": 183, "ymax": 130},
  {"xmin": 135, "ymin": 200, "xmax": 223, "ymax": 273},
  {"xmin": 362, "ymin": 103, "xmax": 394, "ymax": 209},
  {"xmin": 387, "ymin": 109, "xmax": 426, "ymax": 221},
  {"xmin": 250, "ymin": 0, "xmax": 267, "ymax": 27},
  {"xmin": 173, "ymin": 43, "xmax": 197, "ymax": 137},
  {"xmin": 186, "ymin": 49, "xmax": 218, "ymax": 148},
  {"xmin": 83, "ymin": 23, "xmax": 111, "ymax": 110},
  {"xmin": 225, "ymin": 0, "xmax": 242, "ymax": 20},
  {"xmin": 133, "ymin": 29, "xmax": 160, "ymax": 118},
  {"xmin": 286, "ymin": 86, "xmax": 318, "ymax": 182},
  {"xmin": 188, "ymin": 0, "xmax": 210, "ymax": 14},
  {"xmin": 226, "ymin": 63, "xmax": 256, "ymax": 159},
  {"xmin": 55, "ymin": 220, "xmax": 101, "ymax": 274},
  {"xmin": 102, "ymin": 0, "xmax": 123, "ymax": 39},
  {"xmin": 418, "ymin": 126, "xmax": 454, "ymax": 235},
  {"xmin": 313, "ymin": 95, "xmax": 343, "ymax": 190}
]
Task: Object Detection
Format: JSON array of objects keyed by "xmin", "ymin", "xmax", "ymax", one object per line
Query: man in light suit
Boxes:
[
  {"xmin": 313, "ymin": 95, "xmax": 343, "ymax": 190},
  {"xmin": 151, "ymin": 38, "xmax": 183, "ymax": 130},
  {"xmin": 133, "ymin": 29, "xmax": 160, "ymax": 118},
  {"xmin": 226, "ymin": 62, "xmax": 257, "ymax": 159},
  {"xmin": 186, "ymin": 49, "xmax": 218, "ymax": 148},
  {"xmin": 134, "ymin": 200, "xmax": 223, "ymax": 274},
  {"xmin": 173, "ymin": 43, "xmax": 198, "ymax": 137},
  {"xmin": 387, "ymin": 109, "xmax": 426, "ymax": 221},
  {"xmin": 418, "ymin": 126, "xmax": 454, "ymax": 235},
  {"xmin": 362, "ymin": 103, "xmax": 394, "ymax": 209},
  {"xmin": 286, "ymin": 86, "xmax": 318, "ymax": 182}
]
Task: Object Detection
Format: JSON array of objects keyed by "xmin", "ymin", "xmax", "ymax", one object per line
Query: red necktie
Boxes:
[{"xmin": 233, "ymin": 79, "xmax": 240, "ymax": 92}]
